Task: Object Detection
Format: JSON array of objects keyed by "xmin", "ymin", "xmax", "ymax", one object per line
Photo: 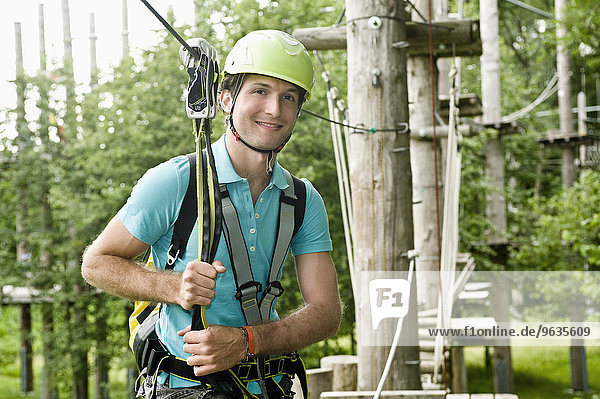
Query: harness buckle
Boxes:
[
  {"xmin": 263, "ymin": 281, "xmax": 284, "ymax": 298},
  {"xmin": 235, "ymin": 281, "xmax": 262, "ymax": 300},
  {"xmin": 166, "ymin": 244, "xmax": 180, "ymax": 266}
]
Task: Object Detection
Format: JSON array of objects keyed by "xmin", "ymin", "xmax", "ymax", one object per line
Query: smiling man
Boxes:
[{"xmin": 81, "ymin": 30, "xmax": 341, "ymax": 399}]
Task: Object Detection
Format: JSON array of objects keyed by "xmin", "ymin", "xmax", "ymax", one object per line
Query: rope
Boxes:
[
  {"xmin": 322, "ymin": 71, "xmax": 357, "ymax": 302},
  {"xmin": 424, "ymin": 0, "xmax": 446, "ymax": 385},
  {"xmin": 373, "ymin": 252, "xmax": 417, "ymax": 399},
  {"xmin": 301, "ymin": 108, "xmax": 409, "ymax": 134},
  {"xmin": 433, "ymin": 61, "xmax": 463, "ymax": 384},
  {"xmin": 500, "ymin": 72, "xmax": 558, "ymax": 123},
  {"xmin": 139, "ymin": 0, "xmax": 200, "ymax": 60}
]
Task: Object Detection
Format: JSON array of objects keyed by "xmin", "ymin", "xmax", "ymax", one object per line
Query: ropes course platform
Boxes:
[
  {"xmin": 438, "ymin": 94, "xmax": 482, "ymax": 118},
  {"xmin": 538, "ymin": 131, "xmax": 600, "ymax": 145},
  {"xmin": 1, "ymin": 285, "xmax": 56, "ymax": 304}
]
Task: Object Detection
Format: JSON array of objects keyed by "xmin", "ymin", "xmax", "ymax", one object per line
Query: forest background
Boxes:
[{"xmin": 0, "ymin": 0, "xmax": 599, "ymax": 397}]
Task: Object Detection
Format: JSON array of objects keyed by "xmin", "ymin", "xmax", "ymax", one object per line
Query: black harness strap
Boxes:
[{"xmin": 166, "ymin": 153, "xmax": 198, "ymax": 268}]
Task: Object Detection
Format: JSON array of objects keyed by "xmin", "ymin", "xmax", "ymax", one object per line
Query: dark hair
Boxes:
[
  {"xmin": 219, "ymin": 73, "xmax": 307, "ymax": 111},
  {"xmin": 219, "ymin": 74, "xmax": 244, "ymax": 96}
]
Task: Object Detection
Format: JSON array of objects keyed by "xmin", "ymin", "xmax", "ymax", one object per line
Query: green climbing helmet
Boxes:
[{"xmin": 224, "ymin": 30, "xmax": 314, "ymax": 99}]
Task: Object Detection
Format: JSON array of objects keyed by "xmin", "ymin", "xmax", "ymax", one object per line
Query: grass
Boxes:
[
  {"xmin": 0, "ymin": 361, "xmax": 131, "ymax": 399},
  {"xmin": 465, "ymin": 346, "xmax": 600, "ymax": 399}
]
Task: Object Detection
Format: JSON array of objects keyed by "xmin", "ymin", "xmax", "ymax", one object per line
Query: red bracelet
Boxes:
[{"xmin": 242, "ymin": 325, "xmax": 255, "ymax": 358}]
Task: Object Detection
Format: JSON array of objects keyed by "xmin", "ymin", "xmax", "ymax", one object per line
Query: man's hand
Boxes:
[
  {"xmin": 178, "ymin": 325, "xmax": 247, "ymax": 376},
  {"xmin": 179, "ymin": 260, "xmax": 226, "ymax": 310}
]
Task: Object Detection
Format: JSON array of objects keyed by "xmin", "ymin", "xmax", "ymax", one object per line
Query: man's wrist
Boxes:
[{"xmin": 240, "ymin": 326, "xmax": 255, "ymax": 360}]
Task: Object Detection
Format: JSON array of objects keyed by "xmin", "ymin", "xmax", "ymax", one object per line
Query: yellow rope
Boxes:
[{"xmin": 194, "ymin": 121, "xmax": 209, "ymax": 329}]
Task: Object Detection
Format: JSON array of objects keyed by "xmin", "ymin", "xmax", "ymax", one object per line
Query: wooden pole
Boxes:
[
  {"xmin": 596, "ymin": 74, "xmax": 600, "ymax": 121},
  {"xmin": 94, "ymin": 302, "xmax": 109, "ymax": 399},
  {"xmin": 87, "ymin": 12, "xmax": 109, "ymax": 399},
  {"xmin": 555, "ymin": 0, "xmax": 574, "ymax": 138},
  {"xmin": 408, "ymin": 0, "xmax": 443, "ymax": 333},
  {"xmin": 62, "ymin": 0, "xmax": 73, "ymax": 72},
  {"xmin": 15, "ymin": 21, "xmax": 34, "ymax": 394},
  {"xmin": 346, "ymin": 0, "xmax": 421, "ymax": 390},
  {"xmin": 61, "ymin": 1, "xmax": 89, "ymax": 397},
  {"xmin": 89, "ymin": 13, "xmax": 98, "ymax": 88},
  {"xmin": 37, "ymin": 5, "xmax": 60, "ymax": 397},
  {"xmin": 122, "ymin": 0, "xmax": 130, "ymax": 58},
  {"xmin": 555, "ymin": 0, "xmax": 576, "ymax": 188},
  {"xmin": 20, "ymin": 304, "xmax": 34, "ymax": 393},
  {"xmin": 578, "ymin": 91, "xmax": 587, "ymax": 164},
  {"xmin": 122, "ymin": 8, "xmax": 135, "ymax": 395},
  {"xmin": 15, "ymin": 22, "xmax": 24, "ymax": 79},
  {"xmin": 480, "ymin": 0, "xmax": 514, "ymax": 393},
  {"xmin": 39, "ymin": 4, "xmax": 47, "ymax": 71},
  {"xmin": 555, "ymin": 0, "xmax": 588, "ymax": 391}
]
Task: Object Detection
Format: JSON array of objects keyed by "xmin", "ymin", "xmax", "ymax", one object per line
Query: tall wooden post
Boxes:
[
  {"xmin": 555, "ymin": 1, "xmax": 574, "ymax": 136},
  {"xmin": 89, "ymin": 13, "xmax": 98, "ymax": 87},
  {"xmin": 408, "ymin": 0, "xmax": 443, "ymax": 318},
  {"xmin": 123, "ymin": 8, "xmax": 133, "ymax": 397},
  {"xmin": 409, "ymin": 51, "xmax": 442, "ymax": 314},
  {"xmin": 346, "ymin": 0, "xmax": 421, "ymax": 391},
  {"xmin": 555, "ymin": 0, "xmax": 576, "ymax": 188},
  {"xmin": 480, "ymin": 0, "xmax": 514, "ymax": 393},
  {"xmin": 122, "ymin": 0, "xmax": 130, "ymax": 58},
  {"xmin": 39, "ymin": 4, "xmax": 47, "ymax": 71},
  {"xmin": 61, "ymin": 1, "xmax": 89, "ymax": 397},
  {"xmin": 88, "ymin": 12, "xmax": 109, "ymax": 399},
  {"xmin": 37, "ymin": 6, "xmax": 60, "ymax": 397},
  {"xmin": 14, "ymin": 21, "xmax": 35, "ymax": 394},
  {"xmin": 578, "ymin": 91, "xmax": 587, "ymax": 163},
  {"xmin": 62, "ymin": 0, "xmax": 73, "ymax": 70},
  {"xmin": 555, "ymin": 0, "xmax": 589, "ymax": 391}
]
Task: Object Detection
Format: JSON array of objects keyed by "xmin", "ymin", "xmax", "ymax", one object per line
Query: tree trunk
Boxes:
[
  {"xmin": 346, "ymin": 0, "xmax": 421, "ymax": 390},
  {"xmin": 480, "ymin": 0, "xmax": 514, "ymax": 392}
]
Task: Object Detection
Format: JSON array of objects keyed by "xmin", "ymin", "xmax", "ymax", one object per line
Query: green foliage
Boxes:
[
  {"xmin": 2, "ymin": 0, "xmax": 599, "ymax": 392},
  {"xmin": 563, "ymin": 0, "xmax": 600, "ymax": 70},
  {"xmin": 0, "ymin": 307, "xmax": 20, "ymax": 372},
  {"xmin": 512, "ymin": 170, "xmax": 600, "ymax": 271}
]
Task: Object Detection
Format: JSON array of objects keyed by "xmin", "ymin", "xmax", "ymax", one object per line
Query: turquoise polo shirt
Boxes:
[{"xmin": 118, "ymin": 134, "xmax": 332, "ymax": 387}]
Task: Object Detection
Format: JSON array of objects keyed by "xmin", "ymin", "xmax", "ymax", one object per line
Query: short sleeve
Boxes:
[
  {"xmin": 117, "ymin": 157, "xmax": 188, "ymax": 245},
  {"xmin": 290, "ymin": 179, "xmax": 333, "ymax": 256}
]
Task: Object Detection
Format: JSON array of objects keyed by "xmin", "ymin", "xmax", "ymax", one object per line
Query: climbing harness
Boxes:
[
  {"xmin": 134, "ymin": 3, "xmax": 311, "ymax": 397},
  {"xmin": 129, "ymin": 153, "xmax": 309, "ymax": 398}
]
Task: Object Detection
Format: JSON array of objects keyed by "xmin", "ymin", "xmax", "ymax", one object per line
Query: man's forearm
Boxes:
[
  {"xmin": 251, "ymin": 300, "xmax": 342, "ymax": 356},
  {"xmin": 82, "ymin": 250, "xmax": 181, "ymax": 304}
]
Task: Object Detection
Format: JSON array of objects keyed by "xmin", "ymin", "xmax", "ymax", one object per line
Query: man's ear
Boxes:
[{"xmin": 220, "ymin": 90, "xmax": 232, "ymax": 114}]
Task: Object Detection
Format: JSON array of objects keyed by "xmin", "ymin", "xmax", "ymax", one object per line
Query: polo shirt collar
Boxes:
[{"xmin": 212, "ymin": 134, "xmax": 289, "ymax": 190}]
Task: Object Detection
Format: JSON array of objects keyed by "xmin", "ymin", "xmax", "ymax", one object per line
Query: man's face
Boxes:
[{"xmin": 221, "ymin": 74, "xmax": 300, "ymax": 151}]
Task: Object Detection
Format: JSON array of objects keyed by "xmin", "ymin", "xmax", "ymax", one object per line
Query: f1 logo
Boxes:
[{"xmin": 369, "ymin": 279, "xmax": 410, "ymax": 330}]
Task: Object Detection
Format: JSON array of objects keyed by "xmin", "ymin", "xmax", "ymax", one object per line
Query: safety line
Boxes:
[
  {"xmin": 139, "ymin": 0, "xmax": 201, "ymax": 60},
  {"xmin": 373, "ymin": 254, "xmax": 417, "ymax": 399},
  {"xmin": 426, "ymin": 0, "xmax": 447, "ymax": 388},
  {"xmin": 301, "ymin": 108, "xmax": 409, "ymax": 133}
]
